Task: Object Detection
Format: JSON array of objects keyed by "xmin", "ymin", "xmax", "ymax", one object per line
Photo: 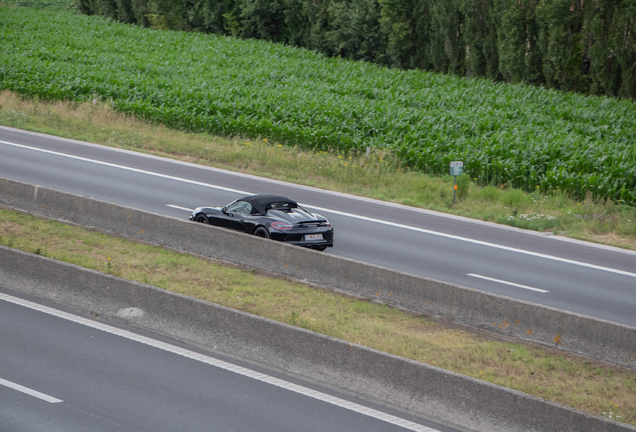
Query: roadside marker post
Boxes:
[{"xmin": 450, "ymin": 161, "xmax": 463, "ymax": 204}]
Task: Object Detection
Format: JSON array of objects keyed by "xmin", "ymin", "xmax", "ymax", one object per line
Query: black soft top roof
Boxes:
[{"xmin": 237, "ymin": 195, "xmax": 298, "ymax": 214}]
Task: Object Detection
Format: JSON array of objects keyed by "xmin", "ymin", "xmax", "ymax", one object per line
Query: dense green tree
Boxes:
[
  {"xmin": 324, "ymin": 0, "xmax": 386, "ymax": 62},
  {"xmin": 536, "ymin": 0, "xmax": 587, "ymax": 92},
  {"xmin": 282, "ymin": 0, "xmax": 310, "ymax": 46},
  {"xmin": 461, "ymin": 0, "xmax": 500, "ymax": 79},
  {"xmin": 238, "ymin": 0, "xmax": 286, "ymax": 42}
]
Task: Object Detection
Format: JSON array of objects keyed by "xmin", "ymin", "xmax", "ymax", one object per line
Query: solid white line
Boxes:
[
  {"xmin": 0, "ymin": 292, "xmax": 438, "ymax": 432},
  {"xmin": 0, "ymin": 140, "xmax": 253, "ymax": 197},
  {"xmin": 302, "ymin": 204, "xmax": 636, "ymax": 280},
  {"xmin": 2, "ymin": 140, "xmax": 635, "ymax": 280},
  {"xmin": 467, "ymin": 274, "xmax": 549, "ymax": 293},
  {"xmin": 166, "ymin": 204, "xmax": 194, "ymax": 212},
  {"xmin": 0, "ymin": 377, "xmax": 63, "ymax": 403}
]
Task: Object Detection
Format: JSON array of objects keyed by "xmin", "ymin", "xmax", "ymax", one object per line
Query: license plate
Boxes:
[{"xmin": 305, "ymin": 234, "xmax": 323, "ymax": 241}]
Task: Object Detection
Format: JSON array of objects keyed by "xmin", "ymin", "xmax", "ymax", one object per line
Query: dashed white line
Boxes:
[
  {"xmin": 0, "ymin": 292, "xmax": 438, "ymax": 432},
  {"xmin": 166, "ymin": 204, "xmax": 194, "ymax": 212},
  {"xmin": 467, "ymin": 274, "xmax": 549, "ymax": 293},
  {"xmin": 0, "ymin": 377, "xmax": 63, "ymax": 403},
  {"xmin": 3, "ymin": 140, "xmax": 635, "ymax": 280}
]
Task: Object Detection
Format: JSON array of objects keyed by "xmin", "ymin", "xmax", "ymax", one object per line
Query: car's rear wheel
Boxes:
[
  {"xmin": 253, "ymin": 227, "xmax": 270, "ymax": 239},
  {"xmin": 194, "ymin": 214, "xmax": 210, "ymax": 224},
  {"xmin": 315, "ymin": 246, "xmax": 327, "ymax": 251}
]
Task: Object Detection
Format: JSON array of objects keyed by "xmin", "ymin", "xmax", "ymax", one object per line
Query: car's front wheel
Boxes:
[
  {"xmin": 194, "ymin": 214, "xmax": 210, "ymax": 224},
  {"xmin": 253, "ymin": 227, "xmax": 270, "ymax": 239}
]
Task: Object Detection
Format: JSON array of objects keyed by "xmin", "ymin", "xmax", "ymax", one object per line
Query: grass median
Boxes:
[
  {"xmin": 1, "ymin": 90, "xmax": 635, "ymax": 250},
  {"xmin": 0, "ymin": 208, "xmax": 634, "ymax": 425}
]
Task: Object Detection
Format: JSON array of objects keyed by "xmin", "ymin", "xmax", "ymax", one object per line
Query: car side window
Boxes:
[{"xmin": 226, "ymin": 201, "xmax": 253, "ymax": 215}]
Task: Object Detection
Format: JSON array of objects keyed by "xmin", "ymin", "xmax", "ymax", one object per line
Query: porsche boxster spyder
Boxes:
[{"xmin": 189, "ymin": 195, "xmax": 333, "ymax": 251}]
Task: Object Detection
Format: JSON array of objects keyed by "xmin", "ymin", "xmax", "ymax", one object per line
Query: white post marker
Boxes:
[{"xmin": 449, "ymin": 161, "xmax": 463, "ymax": 204}]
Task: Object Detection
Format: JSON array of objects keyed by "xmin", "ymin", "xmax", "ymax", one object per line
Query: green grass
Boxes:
[
  {"xmin": 1, "ymin": 208, "xmax": 635, "ymax": 425},
  {"xmin": 1, "ymin": 5, "xmax": 636, "ymax": 203},
  {"xmin": 1, "ymin": 90, "xmax": 635, "ymax": 250}
]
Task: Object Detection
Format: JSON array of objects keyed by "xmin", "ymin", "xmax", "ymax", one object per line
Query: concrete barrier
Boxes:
[
  {"xmin": 0, "ymin": 245, "xmax": 633, "ymax": 432},
  {"xmin": 1, "ymin": 177, "xmax": 635, "ymax": 370}
]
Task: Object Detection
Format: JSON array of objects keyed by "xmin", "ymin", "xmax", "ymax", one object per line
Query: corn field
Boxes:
[{"xmin": 1, "ymin": 7, "xmax": 635, "ymax": 203}]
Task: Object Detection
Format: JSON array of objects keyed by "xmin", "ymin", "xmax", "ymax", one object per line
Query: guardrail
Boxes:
[
  {"xmin": 1, "ymin": 245, "xmax": 633, "ymax": 432},
  {"xmin": 1, "ymin": 177, "xmax": 635, "ymax": 371}
]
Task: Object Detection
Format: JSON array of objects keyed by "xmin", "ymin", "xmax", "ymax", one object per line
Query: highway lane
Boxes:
[
  {"xmin": 0, "ymin": 288, "xmax": 450, "ymax": 432},
  {"xmin": 1, "ymin": 125, "xmax": 635, "ymax": 326}
]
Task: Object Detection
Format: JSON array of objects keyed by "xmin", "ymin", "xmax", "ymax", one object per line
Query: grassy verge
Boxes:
[
  {"xmin": 0, "ymin": 208, "xmax": 634, "ymax": 425},
  {"xmin": 1, "ymin": 90, "xmax": 635, "ymax": 250}
]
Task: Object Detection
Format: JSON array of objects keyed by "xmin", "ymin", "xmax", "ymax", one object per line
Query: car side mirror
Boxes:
[{"xmin": 221, "ymin": 207, "xmax": 228, "ymax": 214}]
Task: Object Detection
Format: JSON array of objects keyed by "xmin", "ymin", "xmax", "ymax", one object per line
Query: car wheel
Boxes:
[
  {"xmin": 315, "ymin": 246, "xmax": 327, "ymax": 251},
  {"xmin": 253, "ymin": 227, "xmax": 270, "ymax": 239},
  {"xmin": 194, "ymin": 214, "xmax": 210, "ymax": 224}
]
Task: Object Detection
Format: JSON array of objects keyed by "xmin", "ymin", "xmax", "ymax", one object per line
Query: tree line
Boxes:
[{"xmin": 77, "ymin": 0, "xmax": 636, "ymax": 99}]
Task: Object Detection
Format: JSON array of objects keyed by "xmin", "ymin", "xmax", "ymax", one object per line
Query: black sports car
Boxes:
[{"xmin": 189, "ymin": 195, "xmax": 334, "ymax": 251}]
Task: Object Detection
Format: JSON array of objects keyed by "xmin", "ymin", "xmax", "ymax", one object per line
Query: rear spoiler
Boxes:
[{"xmin": 296, "ymin": 219, "xmax": 327, "ymax": 225}]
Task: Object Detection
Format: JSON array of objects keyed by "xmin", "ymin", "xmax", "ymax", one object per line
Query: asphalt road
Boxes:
[
  {"xmin": 1, "ymin": 125, "xmax": 635, "ymax": 327},
  {"xmin": 0, "ymin": 288, "xmax": 452, "ymax": 432}
]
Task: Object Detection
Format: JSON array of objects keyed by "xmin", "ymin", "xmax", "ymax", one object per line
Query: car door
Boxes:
[{"xmin": 222, "ymin": 201, "xmax": 252, "ymax": 232}]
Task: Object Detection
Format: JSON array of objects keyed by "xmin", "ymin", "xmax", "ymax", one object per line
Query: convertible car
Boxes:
[{"xmin": 189, "ymin": 195, "xmax": 333, "ymax": 251}]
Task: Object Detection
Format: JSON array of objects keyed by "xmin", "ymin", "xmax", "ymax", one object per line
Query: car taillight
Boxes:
[{"xmin": 271, "ymin": 222, "xmax": 293, "ymax": 230}]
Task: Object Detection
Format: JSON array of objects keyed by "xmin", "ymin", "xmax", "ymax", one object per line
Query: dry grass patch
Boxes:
[{"xmin": 1, "ymin": 209, "xmax": 634, "ymax": 425}]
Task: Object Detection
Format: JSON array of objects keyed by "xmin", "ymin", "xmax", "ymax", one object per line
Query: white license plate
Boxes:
[{"xmin": 305, "ymin": 234, "xmax": 323, "ymax": 241}]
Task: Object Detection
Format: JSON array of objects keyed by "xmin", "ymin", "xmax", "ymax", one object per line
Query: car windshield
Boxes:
[{"xmin": 226, "ymin": 201, "xmax": 253, "ymax": 215}]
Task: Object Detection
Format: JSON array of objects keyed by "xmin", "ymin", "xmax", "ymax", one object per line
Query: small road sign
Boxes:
[
  {"xmin": 450, "ymin": 161, "xmax": 463, "ymax": 176},
  {"xmin": 450, "ymin": 161, "xmax": 463, "ymax": 204}
]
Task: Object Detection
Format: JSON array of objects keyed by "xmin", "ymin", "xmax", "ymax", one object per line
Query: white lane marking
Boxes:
[
  {"xmin": 0, "ymin": 377, "xmax": 63, "ymax": 403},
  {"xmin": 0, "ymin": 292, "xmax": 437, "ymax": 432},
  {"xmin": 2, "ymin": 140, "xmax": 635, "ymax": 280},
  {"xmin": 166, "ymin": 204, "xmax": 194, "ymax": 212},
  {"xmin": 302, "ymin": 204, "xmax": 636, "ymax": 280},
  {"xmin": 467, "ymin": 274, "xmax": 549, "ymax": 293},
  {"xmin": 0, "ymin": 140, "xmax": 253, "ymax": 197}
]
